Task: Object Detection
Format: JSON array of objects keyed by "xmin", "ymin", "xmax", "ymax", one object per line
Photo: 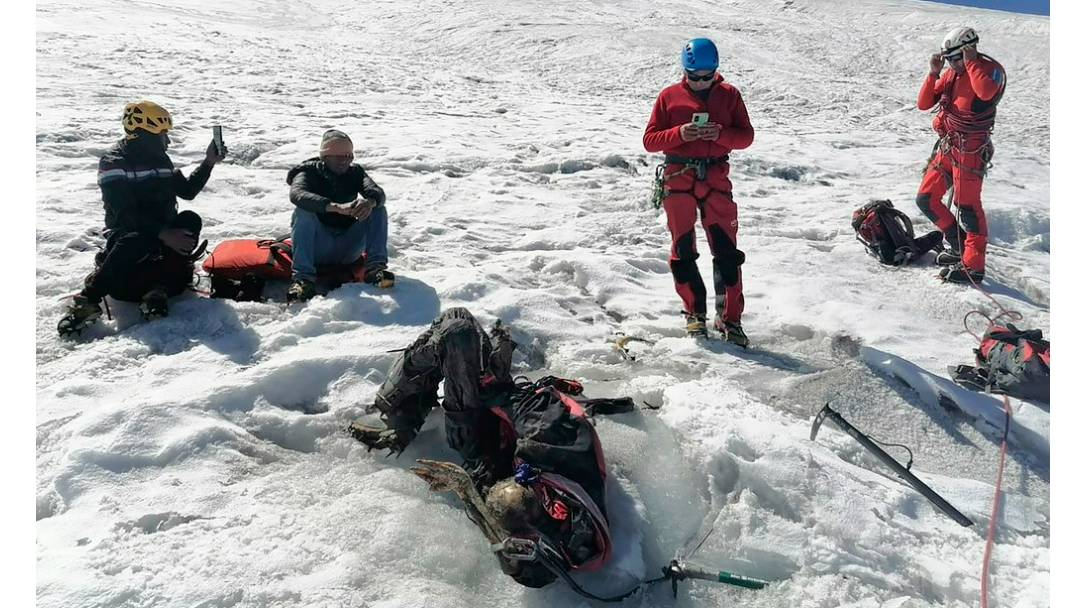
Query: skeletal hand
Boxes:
[
  {"xmin": 411, "ymin": 459, "xmax": 513, "ymax": 548},
  {"xmin": 411, "ymin": 459, "xmax": 477, "ymax": 497}
]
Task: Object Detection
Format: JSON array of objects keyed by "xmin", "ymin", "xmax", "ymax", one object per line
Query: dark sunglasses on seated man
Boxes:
[{"xmin": 686, "ymin": 70, "xmax": 716, "ymax": 82}]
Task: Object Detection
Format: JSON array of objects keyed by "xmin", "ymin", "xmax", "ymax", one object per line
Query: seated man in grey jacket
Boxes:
[{"xmin": 285, "ymin": 129, "xmax": 392, "ymax": 302}]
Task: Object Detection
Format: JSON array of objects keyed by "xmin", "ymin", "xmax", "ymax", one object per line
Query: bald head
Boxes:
[{"xmin": 485, "ymin": 479, "xmax": 543, "ymax": 534}]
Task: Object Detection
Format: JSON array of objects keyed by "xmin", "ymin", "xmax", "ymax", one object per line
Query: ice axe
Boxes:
[
  {"xmin": 811, "ymin": 402, "xmax": 974, "ymax": 527},
  {"xmin": 613, "ymin": 333, "xmax": 655, "ymax": 361},
  {"xmin": 662, "ymin": 560, "xmax": 768, "ymax": 598}
]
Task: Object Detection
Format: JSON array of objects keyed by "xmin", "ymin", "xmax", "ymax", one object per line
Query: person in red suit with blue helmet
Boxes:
[
  {"xmin": 915, "ymin": 26, "xmax": 1006, "ymax": 285},
  {"xmin": 643, "ymin": 38, "xmax": 755, "ymax": 345}
]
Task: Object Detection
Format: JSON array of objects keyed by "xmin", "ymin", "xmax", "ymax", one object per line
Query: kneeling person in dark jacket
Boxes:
[
  {"xmin": 285, "ymin": 130, "xmax": 392, "ymax": 303},
  {"xmin": 351, "ymin": 308, "xmax": 628, "ymax": 588},
  {"xmin": 58, "ymin": 100, "xmax": 227, "ymax": 336}
]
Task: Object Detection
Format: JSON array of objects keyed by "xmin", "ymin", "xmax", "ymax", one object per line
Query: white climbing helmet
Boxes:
[{"xmin": 941, "ymin": 27, "xmax": 979, "ymax": 57}]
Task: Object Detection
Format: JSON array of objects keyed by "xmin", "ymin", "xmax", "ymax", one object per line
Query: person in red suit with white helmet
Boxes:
[{"xmin": 915, "ymin": 26, "xmax": 1006, "ymax": 285}]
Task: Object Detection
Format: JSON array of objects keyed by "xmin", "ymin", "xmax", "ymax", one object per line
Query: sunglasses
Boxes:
[
  {"xmin": 943, "ymin": 53, "xmax": 963, "ymax": 62},
  {"xmin": 686, "ymin": 71, "xmax": 715, "ymax": 82},
  {"xmin": 323, "ymin": 154, "xmax": 353, "ymax": 162}
]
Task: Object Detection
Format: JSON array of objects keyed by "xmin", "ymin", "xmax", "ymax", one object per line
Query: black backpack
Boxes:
[
  {"xmin": 950, "ymin": 323, "xmax": 1050, "ymax": 403},
  {"xmin": 209, "ymin": 272, "xmax": 267, "ymax": 302},
  {"xmin": 852, "ymin": 200, "xmax": 942, "ymax": 266}
]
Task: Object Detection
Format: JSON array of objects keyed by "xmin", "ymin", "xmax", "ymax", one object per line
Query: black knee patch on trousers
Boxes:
[
  {"xmin": 708, "ymin": 225, "xmax": 744, "ymax": 287},
  {"xmin": 671, "ymin": 232, "xmax": 705, "ymax": 283},
  {"xmin": 915, "ymin": 193, "xmax": 940, "ymax": 223},
  {"xmin": 670, "ymin": 232, "xmax": 707, "ymax": 313},
  {"xmin": 958, "ymin": 206, "xmax": 983, "ymax": 235},
  {"xmin": 670, "ymin": 258, "xmax": 702, "ymax": 283},
  {"xmin": 672, "ymin": 231, "xmax": 698, "ymax": 265}
]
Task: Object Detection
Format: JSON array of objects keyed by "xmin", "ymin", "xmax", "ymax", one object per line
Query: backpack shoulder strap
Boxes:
[
  {"xmin": 996, "ymin": 323, "xmax": 1049, "ymax": 350},
  {"xmin": 880, "ymin": 206, "xmax": 916, "ymax": 243},
  {"xmin": 267, "ymin": 239, "xmax": 292, "ymax": 259}
]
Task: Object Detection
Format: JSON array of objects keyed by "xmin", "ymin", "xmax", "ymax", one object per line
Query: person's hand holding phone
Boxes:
[
  {"xmin": 205, "ymin": 126, "xmax": 227, "ymax": 165},
  {"xmin": 349, "ymin": 198, "xmax": 377, "ymax": 221},
  {"xmin": 325, "ymin": 201, "xmax": 355, "ymax": 215},
  {"xmin": 159, "ymin": 227, "xmax": 196, "ymax": 255},
  {"xmin": 698, "ymin": 123, "xmax": 721, "ymax": 141},
  {"xmin": 204, "ymin": 140, "xmax": 227, "ymax": 165},
  {"xmin": 680, "ymin": 123, "xmax": 702, "ymax": 142}
]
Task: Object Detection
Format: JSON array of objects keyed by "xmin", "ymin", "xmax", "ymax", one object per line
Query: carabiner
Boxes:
[{"xmin": 490, "ymin": 537, "xmax": 538, "ymax": 561}]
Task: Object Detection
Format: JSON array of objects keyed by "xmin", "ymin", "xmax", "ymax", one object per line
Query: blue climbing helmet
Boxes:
[{"xmin": 681, "ymin": 38, "xmax": 719, "ymax": 71}]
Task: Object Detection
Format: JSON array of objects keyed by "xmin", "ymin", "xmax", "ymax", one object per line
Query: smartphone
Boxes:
[
  {"xmin": 691, "ymin": 112, "xmax": 709, "ymax": 127},
  {"xmin": 212, "ymin": 125, "xmax": 224, "ymax": 155}
]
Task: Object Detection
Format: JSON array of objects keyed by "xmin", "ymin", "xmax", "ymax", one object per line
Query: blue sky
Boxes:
[{"xmin": 922, "ymin": 0, "xmax": 1049, "ymax": 15}]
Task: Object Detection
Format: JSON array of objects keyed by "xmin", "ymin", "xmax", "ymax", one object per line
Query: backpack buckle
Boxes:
[
  {"xmin": 893, "ymin": 246, "xmax": 917, "ymax": 265},
  {"xmin": 491, "ymin": 537, "xmax": 538, "ymax": 561}
]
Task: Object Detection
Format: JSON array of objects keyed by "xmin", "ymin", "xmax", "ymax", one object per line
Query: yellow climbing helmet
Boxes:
[{"xmin": 122, "ymin": 100, "xmax": 172, "ymax": 134}]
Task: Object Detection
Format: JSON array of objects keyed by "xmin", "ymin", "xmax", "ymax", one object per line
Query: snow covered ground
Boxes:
[{"xmin": 34, "ymin": 0, "xmax": 1051, "ymax": 606}]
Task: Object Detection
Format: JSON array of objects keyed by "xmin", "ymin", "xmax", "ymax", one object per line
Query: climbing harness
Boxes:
[{"xmin": 650, "ymin": 154, "xmax": 730, "ymax": 209}]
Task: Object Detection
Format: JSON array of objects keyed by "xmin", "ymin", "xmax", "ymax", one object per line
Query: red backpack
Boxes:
[
  {"xmin": 201, "ymin": 238, "xmax": 367, "ymax": 300},
  {"xmin": 852, "ymin": 200, "xmax": 942, "ymax": 266}
]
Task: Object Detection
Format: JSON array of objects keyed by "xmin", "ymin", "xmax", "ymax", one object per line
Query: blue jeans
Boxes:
[{"xmin": 290, "ymin": 207, "xmax": 389, "ymax": 282}]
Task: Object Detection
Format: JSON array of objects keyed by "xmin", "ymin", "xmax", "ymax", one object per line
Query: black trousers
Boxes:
[
  {"xmin": 373, "ymin": 308, "xmax": 515, "ymax": 478},
  {"xmin": 83, "ymin": 211, "xmax": 202, "ymax": 303}
]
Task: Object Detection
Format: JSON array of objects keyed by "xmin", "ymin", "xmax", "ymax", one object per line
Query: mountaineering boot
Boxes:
[
  {"xmin": 936, "ymin": 227, "xmax": 965, "ymax": 266},
  {"xmin": 350, "ymin": 349, "xmax": 441, "ymax": 454},
  {"xmin": 140, "ymin": 288, "xmax": 170, "ymax": 320},
  {"xmin": 348, "ymin": 404, "xmax": 430, "ymax": 455},
  {"xmin": 935, "ymin": 249, "xmax": 962, "ymax": 266},
  {"xmin": 363, "ymin": 265, "xmax": 395, "ymax": 288},
  {"xmin": 939, "ymin": 264, "xmax": 984, "ymax": 285},
  {"xmin": 717, "ymin": 318, "xmax": 749, "ymax": 348},
  {"xmin": 57, "ymin": 295, "xmax": 103, "ymax": 336},
  {"xmin": 685, "ymin": 313, "xmax": 708, "ymax": 337},
  {"xmin": 286, "ymin": 279, "xmax": 316, "ymax": 303}
]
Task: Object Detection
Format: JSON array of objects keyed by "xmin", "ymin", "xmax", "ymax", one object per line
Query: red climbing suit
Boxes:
[
  {"xmin": 643, "ymin": 74, "xmax": 754, "ymax": 323},
  {"xmin": 915, "ymin": 55, "xmax": 1006, "ymax": 272}
]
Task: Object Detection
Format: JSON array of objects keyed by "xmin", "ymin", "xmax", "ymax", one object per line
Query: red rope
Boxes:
[
  {"xmin": 980, "ymin": 396, "xmax": 1011, "ymax": 608},
  {"xmin": 943, "ymin": 192, "xmax": 1020, "ymax": 328},
  {"xmin": 935, "ymin": 53, "xmax": 1005, "ymax": 137},
  {"xmin": 943, "ymin": 185, "xmax": 1018, "ymax": 607},
  {"xmin": 949, "ymin": 204, "xmax": 1016, "ymax": 608}
]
